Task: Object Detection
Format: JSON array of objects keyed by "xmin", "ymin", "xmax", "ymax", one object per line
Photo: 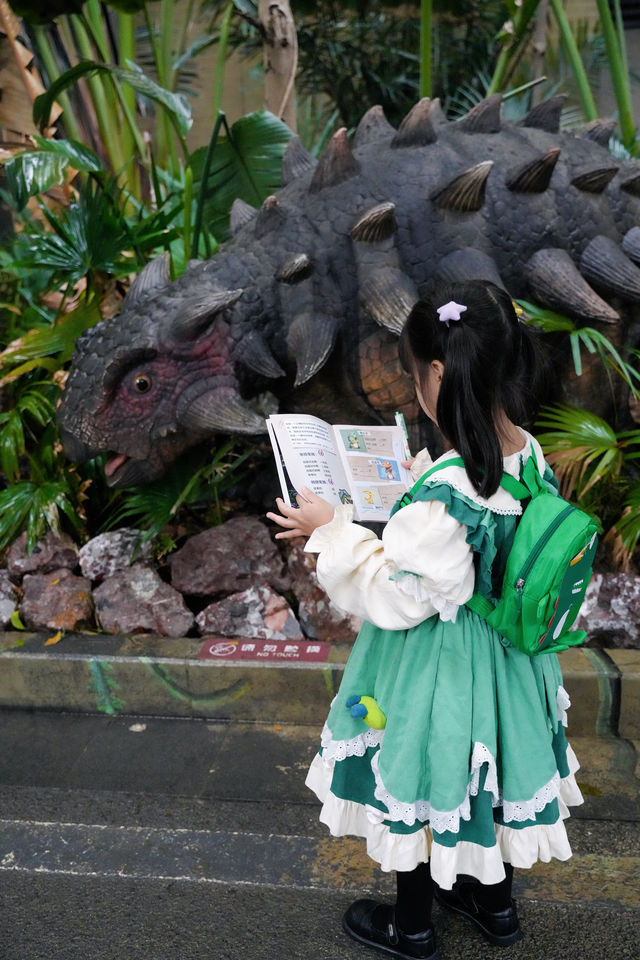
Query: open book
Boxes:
[{"xmin": 266, "ymin": 413, "xmax": 412, "ymax": 521}]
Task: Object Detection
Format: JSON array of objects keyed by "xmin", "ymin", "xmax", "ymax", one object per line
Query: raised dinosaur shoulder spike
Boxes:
[
  {"xmin": 230, "ymin": 198, "xmax": 257, "ymax": 236},
  {"xmin": 288, "ymin": 313, "xmax": 338, "ymax": 386},
  {"xmin": 622, "ymin": 226, "xmax": 640, "ymax": 265},
  {"xmin": 525, "ymin": 248, "xmax": 619, "ymax": 323},
  {"xmin": 282, "ymin": 135, "xmax": 317, "ymax": 185},
  {"xmin": 353, "ymin": 105, "xmax": 396, "ymax": 148},
  {"xmin": 428, "ymin": 97, "xmax": 448, "ymax": 126},
  {"xmin": 254, "ymin": 195, "xmax": 287, "ymax": 238},
  {"xmin": 433, "ymin": 161, "xmax": 493, "ymax": 212},
  {"xmin": 437, "ymin": 248, "xmax": 504, "ymax": 287},
  {"xmin": 580, "ymin": 234, "xmax": 640, "ymax": 303},
  {"xmin": 458, "ymin": 94, "xmax": 502, "ymax": 134},
  {"xmin": 571, "ymin": 166, "xmax": 619, "ymax": 193},
  {"xmin": 177, "ymin": 386, "xmax": 265, "ymax": 435},
  {"xmin": 122, "ymin": 252, "xmax": 171, "ymax": 310},
  {"xmin": 276, "ymin": 253, "xmax": 313, "ymax": 284},
  {"xmin": 522, "ymin": 94, "xmax": 567, "ymax": 132},
  {"xmin": 238, "ymin": 330, "xmax": 285, "ymax": 378},
  {"xmin": 351, "ymin": 202, "xmax": 396, "ymax": 243},
  {"xmin": 173, "ymin": 289, "xmax": 244, "ymax": 340},
  {"xmin": 391, "ymin": 98, "xmax": 438, "ymax": 148},
  {"xmin": 620, "ymin": 171, "xmax": 640, "ymax": 197},
  {"xmin": 580, "ymin": 118, "xmax": 616, "ymax": 146},
  {"xmin": 507, "ymin": 148, "xmax": 560, "ymax": 193},
  {"xmin": 309, "ymin": 128, "xmax": 359, "ymax": 193},
  {"xmin": 359, "ymin": 266, "xmax": 419, "ymax": 334}
]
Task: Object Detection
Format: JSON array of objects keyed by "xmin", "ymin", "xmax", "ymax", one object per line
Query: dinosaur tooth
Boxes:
[
  {"xmin": 507, "ymin": 148, "xmax": 560, "ymax": 193},
  {"xmin": 620, "ymin": 171, "xmax": 640, "ymax": 197},
  {"xmin": 122, "ymin": 252, "xmax": 171, "ymax": 310},
  {"xmin": 433, "ymin": 161, "xmax": 493, "ymax": 212},
  {"xmin": 288, "ymin": 313, "xmax": 337, "ymax": 386},
  {"xmin": 391, "ymin": 98, "xmax": 438, "ymax": 148},
  {"xmin": 238, "ymin": 330, "xmax": 285, "ymax": 378},
  {"xmin": 353, "ymin": 105, "xmax": 396, "ymax": 148},
  {"xmin": 580, "ymin": 118, "xmax": 616, "ymax": 147},
  {"xmin": 351, "ymin": 202, "xmax": 397, "ymax": 243},
  {"xmin": 522, "ymin": 94, "xmax": 567, "ymax": 132},
  {"xmin": 309, "ymin": 128, "xmax": 360, "ymax": 193},
  {"xmin": 276, "ymin": 253, "xmax": 313, "ymax": 284},
  {"xmin": 622, "ymin": 226, "xmax": 640, "ymax": 265},
  {"xmin": 230, "ymin": 198, "xmax": 258, "ymax": 235},
  {"xmin": 281, "ymin": 135, "xmax": 317, "ymax": 185},
  {"xmin": 458, "ymin": 94, "xmax": 502, "ymax": 134},
  {"xmin": 437, "ymin": 248, "xmax": 504, "ymax": 287},
  {"xmin": 178, "ymin": 387, "xmax": 266, "ymax": 434},
  {"xmin": 174, "ymin": 289, "xmax": 244, "ymax": 339},
  {"xmin": 255, "ymin": 195, "xmax": 287, "ymax": 238},
  {"xmin": 525, "ymin": 248, "xmax": 619, "ymax": 322},
  {"xmin": 580, "ymin": 234, "xmax": 640, "ymax": 302},
  {"xmin": 359, "ymin": 266, "xmax": 419, "ymax": 334},
  {"xmin": 571, "ymin": 166, "xmax": 619, "ymax": 193}
]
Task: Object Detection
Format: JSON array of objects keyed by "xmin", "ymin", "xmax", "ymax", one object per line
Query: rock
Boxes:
[
  {"xmin": 94, "ymin": 565, "xmax": 194, "ymax": 637},
  {"xmin": 286, "ymin": 541, "xmax": 361, "ymax": 641},
  {"xmin": 79, "ymin": 528, "xmax": 153, "ymax": 581},
  {"xmin": 0, "ymin": 570, "xmax": 18, "ymax": 627},
  {"xmin": 576, "ymin": 573, "xmax": 640, "ymax": 648},
  {"xmin": 169, "ymin": 517, "xmax": 289, "ymax": 597},
  {"xmin": 6, "ymin": 531, "xmax": 78, "ymax": 580},
  {"xmin": 196, "ymin": 585, "xmax": 303, "ymax": 640},
  {"xmin": 20, "ymin": 568, "xmax": 93, "ymax": 632}
]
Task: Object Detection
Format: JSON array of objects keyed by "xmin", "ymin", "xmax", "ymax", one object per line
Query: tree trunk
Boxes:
[
  {"xmin": 258, "ymin": 0, "xmax": 297, "ymax": 132},
  {"xmin": 531, "ymin": 0, "xmax": 550, "ymax": 104}
]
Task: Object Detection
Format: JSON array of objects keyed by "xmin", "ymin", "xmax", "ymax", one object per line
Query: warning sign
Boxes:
[{"xmin": 198, "ymin": 637, "xmax": 331, "ymax": 662}]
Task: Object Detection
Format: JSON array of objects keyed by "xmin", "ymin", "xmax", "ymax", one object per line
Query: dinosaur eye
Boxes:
[{"xmin": 133, "ymin": 373, "xmax": 152, "ymax": 393}]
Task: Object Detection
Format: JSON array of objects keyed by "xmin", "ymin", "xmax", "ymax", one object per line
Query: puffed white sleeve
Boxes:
[{"xmin": 304, "ymin": 499, "xmax": 475, "ymax": 630}]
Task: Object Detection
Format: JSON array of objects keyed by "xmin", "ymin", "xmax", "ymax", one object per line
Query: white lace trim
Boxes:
[
  {"xmin": 393, "ymin": 571, "xmax": 460, "ymax": 623},
  {"xmin": 557, "ymin": 685, "xmax": 571, "ymax": 728},
  {"xmin": 320, "ymin": 721, "xmax": 385, "ymax": 763},
  {"xmin": 305, "ymin": 503, "xmax": 355, "ymax": 552}
]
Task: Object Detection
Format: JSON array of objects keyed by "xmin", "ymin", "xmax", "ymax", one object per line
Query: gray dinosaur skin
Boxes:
[{"xmin": 58, "ymin": 96, "xmax": 640, "ymax": 487}]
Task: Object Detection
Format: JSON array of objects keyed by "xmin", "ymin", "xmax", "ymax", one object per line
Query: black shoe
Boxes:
[
  {"xmin": 342, "ymin": 899, "xmax": 440, "ymax": 960},
  {"xmin": 435, "ymin": 879, "xmax": 522, "ymax": 946}
]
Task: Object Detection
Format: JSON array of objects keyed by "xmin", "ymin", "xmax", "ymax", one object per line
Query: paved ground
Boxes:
[{"xmin": 0, "ymin": 710, "xmax": 639, "ymax": 960}]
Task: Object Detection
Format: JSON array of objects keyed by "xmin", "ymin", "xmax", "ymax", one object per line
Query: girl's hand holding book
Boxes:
[{"xmin": 267, "ymin": 487, "xmax": 335, "ymax": 540}]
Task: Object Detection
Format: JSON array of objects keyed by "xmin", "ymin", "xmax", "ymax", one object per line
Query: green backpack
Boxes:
[{"xmin": 402, "ymin": 449, "xmax": 598, "ymax": 656}]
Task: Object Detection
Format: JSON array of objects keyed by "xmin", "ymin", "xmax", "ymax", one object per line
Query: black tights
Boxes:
[{"xmin": 395, "ymin": 862, "xmax": 514, "ymax": 934}]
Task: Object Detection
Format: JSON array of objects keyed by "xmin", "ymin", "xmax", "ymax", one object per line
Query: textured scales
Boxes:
[{"xmin": 58, "ymin": 96, "xmax": 640, "ymax": 486}]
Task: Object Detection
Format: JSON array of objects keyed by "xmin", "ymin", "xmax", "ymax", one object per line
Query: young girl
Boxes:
[{"xmin": 267, "ymin": 280, "xmax": 583, "ymax": 960}]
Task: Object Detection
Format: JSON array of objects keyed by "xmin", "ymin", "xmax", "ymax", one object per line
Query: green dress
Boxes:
[{"xmin": 305, "ymin": 461, "xmax": 583, "ymax": 890}]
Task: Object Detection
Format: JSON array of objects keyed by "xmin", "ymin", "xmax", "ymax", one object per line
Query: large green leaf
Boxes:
[
  {"xmin": 3, "ymin": 138, "xmax": 104, "ymax": 211},
  {"xmin": 0, "ymin": 298, "xmax": 102, "ymax": 368},
  {"xmin": 191, "ymin": 110, "xmax": 293, "ymax": 242}
]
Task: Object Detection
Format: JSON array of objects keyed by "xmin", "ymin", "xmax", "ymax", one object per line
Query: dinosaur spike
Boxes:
[
  {"xmin": 507, "ymin": 148, "xmax": 560, "ymax": 193},
  {"xmin": 433, "ymin": 161, "xmax": 493, "ymax": 212},
  {"xmin": 458, "ymin": 94, "xmax": 502, "ymax": 134},
  {"xmin": 391, "ymin": 98, "xmax": 438, "ymax": 148},
  {"xmin": 622, "ymin": 226, "xmax": 640, "ymax": 265},
  {"xmin": 580, "ymin": 119, "xmax": 616, "ymax": 147},
  {"xmin": 522, "ymin": 95, "xmax": 567, "ymax": 133},
  {"xmin": 309, "ymin": 128, "xmax": 360, "ymax": 193},
  {"xmin": 571, "ymin": 166, "xmax": 619, "ymax": 193},
  {"xmin": 230, "ymin": 198, "xmax": 257, "ymax": 235},
  {"xmin": 288, "ymin": 314, "xmax": 337, "ymax": 386},
  {"xmin": 525, "ymin": 248, "xmax": 619, "ymax": 323},
  {"xmin": 276, "ymin": 253, "xmax": 313, "ymax": 284},
  {"xmin": 353, "ymin": 105, "xmax": 396, "ymax": 148},
  {"xmin": 580, "ymin": 234, "xmax": 640, "ymax": 302},
  {"xmin": 178, "ymin": 387, "xmax": 266, "ymax": 435},
  {"xmin": 281, "ymin": 135, "xmax": 317, "ymax": 185},
  {"xmin": 437, "ymin": 248, "xmax": 504, "ymax": 287},
  {"xmin": 238, "ymin": 330, "xmax": 285, "ymax": 378},
  {"xmin": 122, "ymin": 253, "xmax": 171, "ymax": 310},
  {"xmin": 351, "ymin": 202, "xmax": 396, "ymax": 243},
  {"xmin": 174, "ymin": 289, "xmax": 244, "ymax": 340},
  {"xmin": 620, "ymin": 171, "xmax": 640, "ymax": 197},
  {"xmin": 427, "ymin": 98, "xmax": 448, "ymax": 126},
  {"xmin": 254, "ymin": 195, "xmax": 287, "ymax": 239},
  {"xmin": 360, "ymin": 267, "xmax": 419, "ymax": 335}
]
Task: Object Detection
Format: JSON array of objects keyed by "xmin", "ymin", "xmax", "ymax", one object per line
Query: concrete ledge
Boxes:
[{"xmin": 1, "ymin": 631, "xmax": 639, "ymax": 736}]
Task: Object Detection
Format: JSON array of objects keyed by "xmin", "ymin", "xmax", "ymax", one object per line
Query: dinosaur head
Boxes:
[{"xmin": 58, "ymin": 255, "xmax": 265, "ymax": 487}]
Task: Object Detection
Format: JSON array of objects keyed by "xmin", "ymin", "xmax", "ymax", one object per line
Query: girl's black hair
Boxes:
[{"xmin": 398, "ymin": 280, "xmax": 544, "ymax": 498}]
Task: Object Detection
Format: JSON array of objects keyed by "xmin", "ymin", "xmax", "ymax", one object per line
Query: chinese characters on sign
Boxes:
[{"xmin": 197, "ymin": 638, "xmax": 331, "ymax": 662}]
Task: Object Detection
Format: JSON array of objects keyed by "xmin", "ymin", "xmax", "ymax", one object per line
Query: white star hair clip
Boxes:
[{"xmin": 437, "ymin": 300, "xmax": 467, "ymax": 327}]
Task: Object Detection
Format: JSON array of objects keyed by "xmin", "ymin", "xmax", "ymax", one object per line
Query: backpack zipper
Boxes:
[{"xmin": 515, "ymin": 504, "xmax": 575, "ymax": 606}]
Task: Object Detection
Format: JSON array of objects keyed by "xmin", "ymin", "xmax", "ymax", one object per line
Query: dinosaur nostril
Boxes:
[{"xmin": 59, "ymin": 429, "xmax": 99, "ymax": 463}]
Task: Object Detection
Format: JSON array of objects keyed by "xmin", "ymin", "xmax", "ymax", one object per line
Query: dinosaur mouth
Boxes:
[{"xmin": 105, "ymin": 452, "xmax": 129, "ymax": 480}]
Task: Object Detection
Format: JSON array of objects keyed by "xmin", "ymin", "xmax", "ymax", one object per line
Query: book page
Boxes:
[
  {"xmin": 333, "ymin": 425, "xmax": 411, "ymax": 521},
  {"xmin": 267, "ymin": 414, "xmax": 351, "ymax": 508}
]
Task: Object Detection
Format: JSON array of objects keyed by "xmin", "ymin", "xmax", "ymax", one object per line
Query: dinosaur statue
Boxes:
[{"xmin": 58, "ymin": 95, "xmax": 640, "ymax": 487}]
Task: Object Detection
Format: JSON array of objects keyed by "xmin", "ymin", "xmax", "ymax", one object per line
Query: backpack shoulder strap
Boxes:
[{"xmin": 400, "ymin": 455, "xmax": 530, "ymax": 508}]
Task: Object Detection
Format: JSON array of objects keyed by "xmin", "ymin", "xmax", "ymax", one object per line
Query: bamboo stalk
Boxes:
[
  {"xmin": 595, "ymin": 0, "xmax": 637, "ymax": 154},
  {"xmin": 32, "ymin": 25, "xmax": 84, "ymax": 143},
  {"xmin": 549, "ymin": 0, "xmax": 598, "ymax": 121},
  {"xmin": 487, "ymin": 0, "xmax": 542, "ymax": 96},
  {"xmin": 212, "ymin": 2, "xmax": 233, "ymax": 122},
  {"xmin": 419, "ymin": 0, "xmax": 432, "ymax": 99},
  {"xmin": 117, "ymin": 12, "xmax": 140, "ymax": 199}
]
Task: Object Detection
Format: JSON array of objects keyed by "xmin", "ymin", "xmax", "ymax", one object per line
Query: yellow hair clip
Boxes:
[{"xmin": 511, "ymin": 300, "xmax": 524, "ymax": 318}]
